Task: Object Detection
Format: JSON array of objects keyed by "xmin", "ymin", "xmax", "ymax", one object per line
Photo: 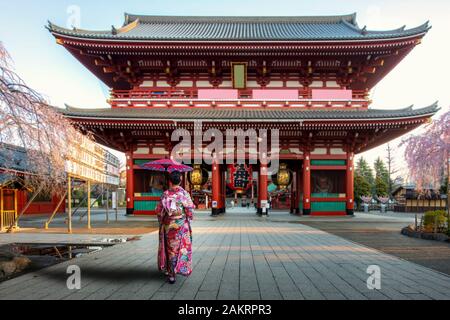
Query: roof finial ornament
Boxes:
[
  {"xmin": 361, "ymin": 25, "xmax": 367, "ymax": 35},
  {"xmin": 350, "ymin": 12, "xmax": 357, "ymax": 25},
  {"xmin": 111, "ymin": 25, "xmax": 117, "ymax": 35},
  {"xmin": 403, "ymin": 105, "xmax": 414, "ymax": 111}
]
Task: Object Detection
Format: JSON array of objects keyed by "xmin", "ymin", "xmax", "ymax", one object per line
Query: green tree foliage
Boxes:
[
  {"xmin": 374, "ymin": 157, "xmax": 390, "ymax": 192},
  {"xmin": 354, "ymin": 175, "xmax": 371, "ymax": 205},
  {"xmin": 423, "ymin": 210, "xmax": 447, "ymax": 232},
  {"xmin": 356, "ymin": 157, "xmax": 374, "ymax": 192},
  {"xmin": 72, "ymin": 189, "xmax": 88, "ymax": 207},
  {"xmin": 375, "ymin": 176, "xmax": 389, "ymax": 197}
]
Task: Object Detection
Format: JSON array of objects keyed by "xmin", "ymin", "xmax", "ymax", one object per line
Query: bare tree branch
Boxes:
[{"xmin": 0, "ymin": 42, "xmax": 91, "ymax": 195}]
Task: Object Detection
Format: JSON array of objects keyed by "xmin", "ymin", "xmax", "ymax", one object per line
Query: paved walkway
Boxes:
[{"xmin": 0, "ymin": 210, "xmax": 449, "ymax": 300}]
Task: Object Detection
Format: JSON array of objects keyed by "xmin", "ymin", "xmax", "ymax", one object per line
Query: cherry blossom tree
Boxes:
[
  {"xmin": 0, "ymin": 42, "xmax": 89, "ymax": 222},
  {"xmin": 401, "ymin": 109, "xmax": 450, "ymax": 228}
]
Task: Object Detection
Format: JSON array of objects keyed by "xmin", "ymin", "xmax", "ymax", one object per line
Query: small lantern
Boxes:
[
  {"xmin": 188, "ymin": 164, "xmax": 208, "ymax": 191},
  {"xmin": 227, "ymin": 164, "xmax": 253, "ymax": 194},
  {"xmin": 272, "ymin": 163, "xmax": 293, "ymax": 190}
]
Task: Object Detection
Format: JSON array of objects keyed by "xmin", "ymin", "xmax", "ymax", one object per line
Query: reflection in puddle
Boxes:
[{"xmin": 0, "ymin": 239, "xmax": 130, "ymax": 283}]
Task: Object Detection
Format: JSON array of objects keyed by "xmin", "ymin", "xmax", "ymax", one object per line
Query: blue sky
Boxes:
[{"xmin": 1, "ymin": 0, "xmax": 449, "ymax": 174}]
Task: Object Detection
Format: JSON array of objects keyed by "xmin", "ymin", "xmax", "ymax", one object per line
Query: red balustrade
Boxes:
[{"xmin": 109, "ymin": 88, "xmax": 369, "ymax": 108}]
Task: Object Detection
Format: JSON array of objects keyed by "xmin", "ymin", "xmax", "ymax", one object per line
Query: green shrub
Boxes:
[{"xmin": 423, "ymin": 210, "xmax": 448, "ymax": 232}]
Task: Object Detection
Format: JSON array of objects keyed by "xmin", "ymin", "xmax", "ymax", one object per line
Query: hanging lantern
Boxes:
[
  {"xmin": 227, "ymin": 164, "xmax": 253, "ymax": 194},
  {"xmin": 272, "ymin": 163, "xmax": 293, "ymax": 190},
  {"xmin": 188, "ymin": 164, "xmax": 208, "ymax": 191}
]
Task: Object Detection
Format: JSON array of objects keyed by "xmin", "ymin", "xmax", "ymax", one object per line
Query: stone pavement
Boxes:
[{"xmin": 0, "ymin": 210, "xmax": 449, "ymax": 300}]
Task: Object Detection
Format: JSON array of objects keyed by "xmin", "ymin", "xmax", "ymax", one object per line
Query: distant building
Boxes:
[{"xmin": 392, "ymin": 184, "xmax": 447, "ymax": 212}]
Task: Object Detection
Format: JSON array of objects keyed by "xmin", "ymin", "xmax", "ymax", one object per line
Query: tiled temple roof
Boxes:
[
  {"xmin": 0, "ymin": 143, "xmax": 30, "ymax": 172},
  {"xmin": 60, "ymin": 103, "xmax": 439, "ymax": 122},
  {"xmin": 0, "ymin": 143, "xmax": 33, "ymax": 188},
  {"xmin": 47, "ymin": 13, "xmax": 430, "ymax": 41}
]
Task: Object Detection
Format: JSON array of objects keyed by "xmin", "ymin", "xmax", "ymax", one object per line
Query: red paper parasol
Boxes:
[{"xmin": 140, "ymin": 159, "xmax": 193, "ymax": 173}]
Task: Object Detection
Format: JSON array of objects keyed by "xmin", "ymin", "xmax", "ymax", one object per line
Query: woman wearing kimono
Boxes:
[{"xmin": 156, "ymin": 171, "xmax": 195, "ymax": 284}]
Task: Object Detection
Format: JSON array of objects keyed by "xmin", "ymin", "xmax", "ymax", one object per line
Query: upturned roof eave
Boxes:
[
  {"xmin": 46, "ymin": 15, "xmax": 430, "ymax": 43},
  {"xmin": 58, "ymin": 102, "xmax": 439, "ymax": 123}
]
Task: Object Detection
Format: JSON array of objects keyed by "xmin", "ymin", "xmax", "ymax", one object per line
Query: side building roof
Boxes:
[
  {"xmin": 0, "ymin": 143, "xmax": 31, "ymax": 172},
  {"xmin": 0, "ymin": 143, "xmax": 34, "ymax": 188}
]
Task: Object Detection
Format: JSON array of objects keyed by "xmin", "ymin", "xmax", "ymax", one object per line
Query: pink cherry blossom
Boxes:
[{"xmin": 401, "ymin": 109, "xmax": 450, "ymax": 190}]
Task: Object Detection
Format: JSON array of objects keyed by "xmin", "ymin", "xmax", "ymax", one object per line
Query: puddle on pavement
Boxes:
[{"xmin": 0, "ymin": 237, "xmax": 140, "ymax": 283}]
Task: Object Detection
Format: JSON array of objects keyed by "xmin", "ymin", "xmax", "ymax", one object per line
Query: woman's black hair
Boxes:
[{"xmin": 168, "ymin": 171, "xmax": 182, "ymax": 185}]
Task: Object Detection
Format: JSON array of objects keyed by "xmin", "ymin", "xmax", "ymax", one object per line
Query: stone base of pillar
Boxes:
[
  {"xmin": 294, "ymin": 208, "xmax": 300, "ymax": 215},
  {"xmin": 211, "ymin": 208, "xmax": 222, "ymax": 216},
  {"xmin": 126, "ymin": 208, "xmax": 134, "ymax": 216},
  {"xmin": 346, "ymin": 209, "xmax": 354, "ymax": 216},
  {"xmin": 257, "ymin": 208, "xmax": 269, "ymax": 216},
  {"xmin": 303, "ymin": 208, "xmax": 311, "ymax": 216}
]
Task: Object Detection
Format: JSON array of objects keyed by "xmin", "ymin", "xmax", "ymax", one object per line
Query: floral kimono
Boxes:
[{"xmin": 156, "ymin": 186, "xmax": 195, "ymax": 277}]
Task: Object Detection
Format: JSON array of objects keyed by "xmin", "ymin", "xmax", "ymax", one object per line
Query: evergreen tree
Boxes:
[
  {"xmin": 355, "ymin": 157, "xmax": 374, "ymax": 193},
  {"xmin": 354, "ymin": 175, "xmax": 371, "ymax": 205},
  {"xmin": 374, "ymin": 157, "xmax": 390, "ymax": 193},
  {"xmin": 375, "ymin": 176, "xmax": 389, "ymax": 196}
]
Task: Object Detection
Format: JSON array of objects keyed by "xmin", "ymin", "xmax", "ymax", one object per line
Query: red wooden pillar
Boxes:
[
  {"xmin": 251, "ymin": 182, "xmax": 255, "ymax": 203},
  {"xmin": 211, "ymin": 160, "xmax": 221, "ymax": 216},
  {"xmin": 290, "ymin": 183, "xmax": 295, "ymax": 214},
  {"xmin": 303, "ymin": 153, "xmax": 311, "ymax": 215},
  {"xmin": 126, "ymin": 151, "xmax": 135, "ymax": 215},
  {"xmin": 289, "ymin": 165, "xmax": 297, "ymax": 214},
  {"xmin": 221, "ymin": 168, "xmax": 227, "ymax": 213},
  {"xmin": 346, "ymin": 151, "xmax": 355, "ymax": 215},
  {"xmin": 258, "ymin": 162, "xmax": 269, "ymax": 215},
  {"xmin": 296, "ymin": 165, "xmax": 303, "ymax": 215}
]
